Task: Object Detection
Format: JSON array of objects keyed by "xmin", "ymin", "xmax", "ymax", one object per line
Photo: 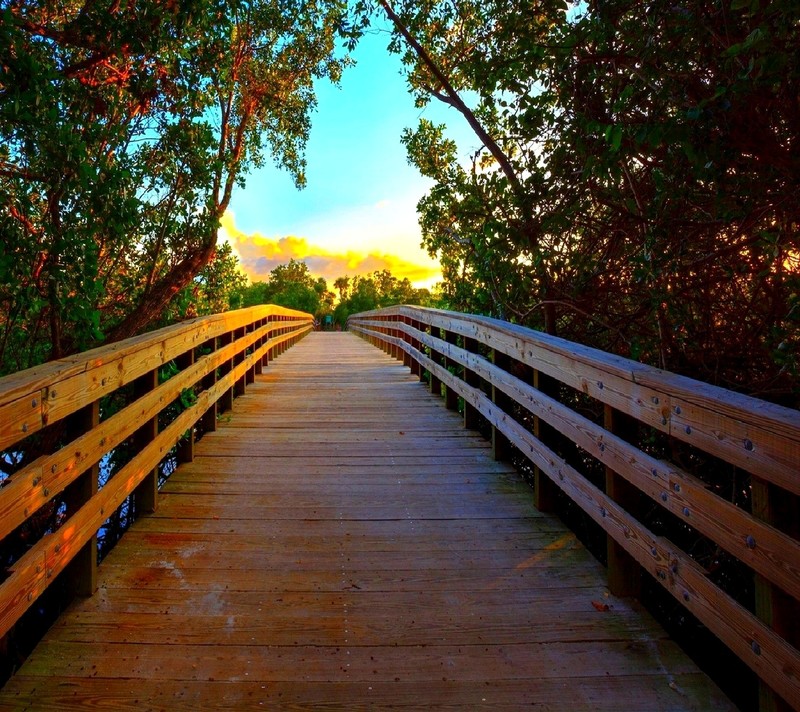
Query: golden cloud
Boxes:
[{"xmin": 219, "ymin": 211, "xmax": 441, "ymax": 287}]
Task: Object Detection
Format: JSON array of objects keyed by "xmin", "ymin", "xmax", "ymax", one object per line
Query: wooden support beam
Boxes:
[
  {"xmin": 491, "ymin": 349, "xmax": 513, "ymax": 461},
  {"xmin": 390, "ymin": 316, "xmax": 399, "ymax": 360},
  {"xmin": 176, "ymin": 350, "xmax": 195, "ymax": 464},
  {"xmin": 532, "ymin": 368, "xmax": 558, "ymax": 513},
  {"xmin": 62, "ymin": 400, "xmax": 99, "ymax": 597},
  {"xmin": 245, "ymin": 323, "xmax": 256, "ymax": 385},
  {"xmin": 411, "ymin": 320, "xmax": 423, "ymax": 379},
  {"xmin": 604, "ymin": 405, "xmax": 642, "ymax": 598},
  {"xmin": 463, "ymin": 337, "xmax": 481, "ymax": 430},
  {"xmin": 444, "ymin": 331, "xmax": 459, "ymax": 411},
  {"xmin": 133, "ymin": 368, "xmax": 158, "ymax": 514},
  {"xmin": 254, "ymin": 319, "xmax": 265, "ymax": 375},
  {"xmin": 401, "ymin": 317, "xmax": 412, "ymax": 369},
  {"xmin": 279, "ymin": 320, "xmax": 288, "ymax": 356},
  {"xmin": 260, "ymin": 320, "xmax": 270, "ymax": 370},
  {"xmin": 752, "ymin": 477, "xmax": 800, "ymax": 712},
  {"xmin": 200, "ymin": 337, "xmax": 218, "ymax": 433},
  {"xmin": 233, "ymin": 327, "xmax": 246, "ymax": 397},
  {"xmin": 428, "ymin": 325, "xmax": 443, "ymax": 398},
  {"xmin": 218, "ymin": 331, "xmax": 234, "ymax": 413}
]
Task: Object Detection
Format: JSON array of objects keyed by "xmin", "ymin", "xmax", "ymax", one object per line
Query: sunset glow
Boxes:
[{"xmin": 219, "ymin": 211, "xmax": 442, "ymax": 288}]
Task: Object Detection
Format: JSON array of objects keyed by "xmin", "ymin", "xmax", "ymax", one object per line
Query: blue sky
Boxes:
[{"xmin": 221, "ymin": 26, "xmax": 478, "ymax": 288}]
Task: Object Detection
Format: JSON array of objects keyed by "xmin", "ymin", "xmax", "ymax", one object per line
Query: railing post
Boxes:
[
  {"xmin": 604, "ymin": 405, "xmax": 642, "ymax": 598},
  {"xmin": 532, "ymin": 368, "xmax": 558, "ymax": 512},
  {"xmin": 62, "ymin": 400, "xmax": 99, "ymax": 596},
  {"xmin": 200, "ymin": 336, "xmax": 218, "ymax": 433},
  {"xmin": 752, "ymin": 477, "xmax": 800, "ymax": 712},
  {"xmin": 463, "ymin": 337, "xmax": 482, "ymax": 430},
  {"xmin": 279, "ymin": 318, "xmax": 288, "ymax": 355},
  {"xmin": 491, "ymin": 349, "xmax": 513, "ymax": 461},
  {"xmin": 428, "ymin": 325, "xmax": 442, "ymax": 397},
  {"xmin": 176, "ymin": 349, "xmax": 195, "ymax": 464},
  {"xmin": 390, "ymin": 316, "xmax": 400, "ymax": 360},
  {"xmin": 133, "ymin": 368, "xmax": 159, "ymax": 513},
  {"xmin": 261, "ymin": 318, "xmax": 271, "ymax": 369},
  {"xmin": 273, "ymin": 319, "xmax": 282, "ymax": 356},
  {"xmin": 245, "ymin": 321, "xmax": 256, "ymax": 386},
  {"xmin": 411, "ymin": 320, "xmax": 424, "ymax": 380},
  {"xmin": 218, "ymin": 330, "xmax": 234, "ymax": 413},
  {"xmin": 401, "ymin": 316, "xmax": 412, "ymax": 369},
  {"xmin": 266, "ymin": 318, "xmax": 275, "ymax": 362},
  {"xmin": 233, "ymin": 326, "xmax": 246, "ymax": 397},
  {"xmin": 253, "ymin": 319, "xmax": 264, "ymax": 375},
  {"xmin": 444, "ymin": 330, "xmax": 459, "ymax": 411},
  {"xmin": 381, "ymin": 318, "xmax": 390, "ymax": 355}
]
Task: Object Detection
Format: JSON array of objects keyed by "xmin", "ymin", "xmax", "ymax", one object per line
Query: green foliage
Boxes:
[
  {"xmin": 158, "ymin": 242, "xmax": 248, "ymax": 326},
  {"xmin": 369, "ymin": 0, "xmax": 800, "ymax": 401},
  {"xmin": 0, "ymin": 0, "xmax": 353, "ymax": 373},
  {"xmin": 332, "ymin": 269, "xmax": 435, "ymax": 326},
  {"xmin": 238, "ymin": 259, "xmax": 334, "ymax": 317}
]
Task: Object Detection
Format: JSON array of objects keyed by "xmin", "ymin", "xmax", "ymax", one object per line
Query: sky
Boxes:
[{"xmin": 221, "ymin": 26, "xmax": 478, "ymax": 289}]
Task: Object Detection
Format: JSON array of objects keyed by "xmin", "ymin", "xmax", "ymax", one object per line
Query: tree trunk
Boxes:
[
  {"xmin": 105, "ymin": 238, "xmax": 217, "ymax": 343},
  {"xmin": 379, "ymin": 0, "xmax": 538, "ymax": 249}
]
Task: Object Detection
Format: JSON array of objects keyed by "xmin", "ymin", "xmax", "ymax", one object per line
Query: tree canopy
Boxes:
[
  {"xmin": 239, "ymin": 259, "xmax": 335, "ymax": 316},
  {"xmin": 367, "ymin": 0, "xmax": 800, "ymax": 401},
  {"xmin": 0, "ymin": 0, "xmax": 351, "ymax": 373},
  {"xmin": 332, "ymin": 268, "xmax": 433, "ymax": 325},
  {"xmin": 2, "ymin": 0, "xmax": 798, "ymax": 403}
]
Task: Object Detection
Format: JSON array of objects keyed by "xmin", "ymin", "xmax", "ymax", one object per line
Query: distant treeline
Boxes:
[{"xmin": 234, "ymin": 259, "xmax": 437, "ymax": 328}]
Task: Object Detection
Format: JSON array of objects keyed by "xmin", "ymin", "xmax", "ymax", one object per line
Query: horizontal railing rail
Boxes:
[
  {"xmin": 0, "ymin": 306, "xmax": 312, "ymax": 639},
  {"xmin": 349, "ymin": 305, "xmax": 800, "ymax": 711}
]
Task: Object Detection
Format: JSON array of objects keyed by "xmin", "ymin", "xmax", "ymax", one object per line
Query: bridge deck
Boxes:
[{"xmin": 0, "ymin": 332, "xmax": 732, "ymax": 710}]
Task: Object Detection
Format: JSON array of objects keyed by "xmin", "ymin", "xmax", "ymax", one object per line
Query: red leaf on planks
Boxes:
[{"xmin": 592, "ymin": 600, "xmax": 610, "ymax": 612}]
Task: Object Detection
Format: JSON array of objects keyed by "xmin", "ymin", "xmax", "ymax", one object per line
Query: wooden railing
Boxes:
[
  {"xmin": 349, "ymin": 305, "xmax": 800, "ymax": 711},
  {"xmin": 0, "ymin": 306, "xmax": 312, "ymax": 639}
]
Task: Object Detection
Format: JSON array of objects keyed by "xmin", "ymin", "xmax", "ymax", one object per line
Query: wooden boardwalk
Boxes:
[{"xmin": 0, "ymin": 333, "xmax": 733, "ymax": 710}]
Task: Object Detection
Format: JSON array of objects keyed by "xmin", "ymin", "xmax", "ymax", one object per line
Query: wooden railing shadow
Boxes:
[
  {"xmin": 0, "ymin": 306, "xmax": 312, "ymax": 648},
  {"xmin": 349, "ymin": 305, "xmax": 800, "ymax": 712}
]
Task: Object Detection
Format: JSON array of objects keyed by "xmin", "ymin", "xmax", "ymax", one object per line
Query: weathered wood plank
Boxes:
[
  {"xmin": 15, "ymin": 638, "xmax": 710, "ymax": 681},
  {"xmin": 397, "ymin": 324, "xmax": 800, "ymax": 601},
  {"xmin": 0, "ymin": 333, "xmax": 733, "ymax": 711},
  {"xmin": 0, "ymin": 675, "xmax": 730, "ymax": 711},
  {"xmin": 400, "ymin": 337, "xmax": 800, "ymax": 709}
]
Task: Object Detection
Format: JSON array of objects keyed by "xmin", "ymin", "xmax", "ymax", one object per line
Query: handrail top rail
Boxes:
[
  {"xmin": 0, "ymin": 305, "xmax": 312, "ymax": 640},
  {"xmin": 0, "ymin": 306, "xmax": 312, "ymax": 452},
  {"xmin": 349, "ymin": 305, "xmax": 800, "ymax": 708},
  {"xmin": 349, "ymin": 305, "xmax": 800, "ymax": 441},
  {"xmin": 0, "ymin": 305, "xmax": 311, "ymax": 405}
]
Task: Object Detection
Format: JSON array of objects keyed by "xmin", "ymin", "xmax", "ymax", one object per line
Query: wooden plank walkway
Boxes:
[{"xmin": 0, "ymin": 332, "xmax": 733, "ymax": 710}]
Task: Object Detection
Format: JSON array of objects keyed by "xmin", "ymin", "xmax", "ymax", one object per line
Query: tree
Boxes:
[
  {"xmin": 160, "ymin": 242, "xmax": 248, "ymax": 324},
  {"xmin": 333, "ymin": 275, "xmax": 351, "ymax": 300},
  {"xmin": 239, "ymin": 259, "xmax": 334, "ymax": 317},
  {"xmin": 369, "ymin": 0, "xmax": 560, "ymax": 333},
  {"xmin": 332, "ymin": 268, "xmax": 434, "ymax": 327},
  {"xmin": 107, "ymin": 0, "xmax": 351, "ymax": 341},
  {"xmin": 364, "ymin": 0, "xmax": 800, "ymax": 399},
  {"xmin": 0, "ymin": 0, "xmax": 351, "ymax": 373}
]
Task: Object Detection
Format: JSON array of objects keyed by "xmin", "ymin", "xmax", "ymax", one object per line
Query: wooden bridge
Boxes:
[{"xmin": 0, "ymin": 306, "xmax": 798, "ymax": 710}]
